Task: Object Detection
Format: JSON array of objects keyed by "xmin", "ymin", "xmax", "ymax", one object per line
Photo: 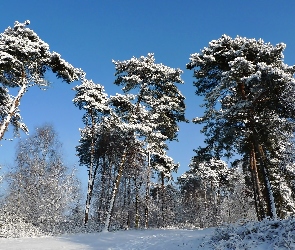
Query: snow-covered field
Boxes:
[
  {"xmin": 1, "ymin": 218, "xmax": 295, "ymax": 250},
  {"xmin": 0, "ymin": 228, "xmax": 214, "ymax": 250}
]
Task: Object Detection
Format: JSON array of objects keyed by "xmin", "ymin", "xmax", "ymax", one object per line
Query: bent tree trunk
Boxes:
[{"xmin": 0, "ymin": 83, "xmax": 27, "ymax": 141}]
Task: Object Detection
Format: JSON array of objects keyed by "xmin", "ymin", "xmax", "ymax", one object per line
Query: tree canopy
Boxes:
[
  {"xmin": 187, "ymin": 35, "xmax": 295, "ymax": 219},
  {"xmin": 0, "ymin": 21, "xmax": 84, "ymax": 140}
]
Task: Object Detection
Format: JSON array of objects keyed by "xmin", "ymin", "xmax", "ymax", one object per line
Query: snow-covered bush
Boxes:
[
  {"xmin": 202, "ymin": 218, "xmax": 295, "ymax": 249},
  {"xmin": 0, "ymin": 209, "xmax": 45, "ymax": 238}
]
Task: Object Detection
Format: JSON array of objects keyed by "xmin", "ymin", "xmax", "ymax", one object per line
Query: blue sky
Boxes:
[{"xmin": 1, "ymin": 1, "xmax": 295, "ymax": 186}]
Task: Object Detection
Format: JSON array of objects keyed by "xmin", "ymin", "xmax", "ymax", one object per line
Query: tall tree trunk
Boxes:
[
  {"xmin": 126, "ymin": 176, "xmax": 132, "ymax": 229},
  {"xmin": 103, "ymin": 150, "xmax": 127, "ymax": 232},
  {"xmin": 84, "ymin": 109, "xmax": 96, "ymax": 225},
  {"xmin": 249, "ymin": 142, "xmax": 265, "ymax": 220},
  {"xmin": 256, "ymin": 143, "xmax": 277, "ymax": 219},
  {"xmin": 144, "ymin": 150, "xmax": 150, "ymax": 229},
  {"xmin": 134, "ymin": 175, "xmax": 139, "ymax": 229},
  {"xmin": 239, "ymin": 81, "xmax": 265, "ymax": 220},
  {"xmin": 97, "ymin": 157, "xmax": 107, "ymax": 222},
  {"xmin": 246, "ymin": 105, "xmax": 270, "ymax": 220},
  {"xmin": 249, "ymin": 148, "xmax": 260, "ymax": 220},
  {"xmin": 160, "ymin": 171, "xmax": 165, "ymax": 227},
  {"xmin": 240, "ymin": 78, "xmax": 277, "ymax": 220}
]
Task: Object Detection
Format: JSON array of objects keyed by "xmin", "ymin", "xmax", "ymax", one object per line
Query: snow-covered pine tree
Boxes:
[
  {"xmin": 75, "ymin": 54, "xmax": 186, "ymax": 230},
  {"xmin": 113, "ymin": 53, "xmax": 186, "ymax": 142},
  {"xmin": 102, "ymin": 93, "xmax": 155, "ymax": 231},
  {"xmin": 0, "ymin": 20, "xmax": 84, "ymax": 140},
  {"xmin": 74, "ymin": 79, "xmax": 145, "ymax": 229},
  {"xmin": 187, "ymin": 35, "xmax": 295, "ymax": 220},
  {"xmin": 105, "ymin": 53, "xmax": 186, "ymax": 229},
  {"xmin": 73, "ymin": 79, "xmax": 109, "ymax": 225}
]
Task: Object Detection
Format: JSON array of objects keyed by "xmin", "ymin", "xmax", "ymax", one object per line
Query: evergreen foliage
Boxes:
[
  {"xmin": 74, "ymin": 54, "xmax": 186, "ymax": 230},
  {"xmin": 0, "ymin": 21, "xmax": 84, "ymax": 140},
  {"xmin": 2, "ymin": 19, "xmax": 295, "ymax": 238},
  {"xmin": 187, "ymin": 35, "xmax": 295, "ymax": 219}
]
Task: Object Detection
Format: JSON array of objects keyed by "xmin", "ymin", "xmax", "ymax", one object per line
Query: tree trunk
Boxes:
[
  {"xmin": 160, "ymin": 171, "xmax": 165, "ymax": 227},
  {"xmin": 256, "ymin": 144, "xmax": 277, "ymax": 219},
  {"xmin": 103, "ymin": 150, "xmax": 127, "ymax": 232},
  {"xmin": 239, "ymin": 81, "xmax": 265, "ymax": 220},
  {"xmin": 97, "ymin": 157, "xmax": 107, "ymax": 222},
  {"xmin": 126, "ymin": 176, "xmax": 132, "ymax": 230},
  {"xmin": 249, "ymin": 142, "xmax": 265, "ymax": 220},
  {"xmin": 249, "ymin": 148, "xmax": 260, "ymax": 220},
  {"xmin": 0, "ymin": 83, "xmax": 27, "ymax": 141},
  {"xmin": 240, "ymin": 78, "xmax": 277, "ymax": 220},
  {"xmin": 84, "ymin": 109, "xmax": 96, "ymax": 225},
  {"xmin": 144, "ymin": 151, "xmax": 150, "ymax": 229},
  {"xmin": 134, "ymin": 175, "xmax": 139, "ymax": 229}
]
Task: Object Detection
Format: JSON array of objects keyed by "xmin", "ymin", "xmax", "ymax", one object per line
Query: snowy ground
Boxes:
[
  {"xmin": 1, "ymin": 218, "xmax": 295, "ymax": 250},
  {"xmin": 0, "ymin": 228, "xmax": 214, "ymax": 250}
]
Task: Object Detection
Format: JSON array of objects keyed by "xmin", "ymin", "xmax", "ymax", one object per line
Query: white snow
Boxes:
[
  {"xmin": 1, "ymin": 218, "xmax": 295, "ymax": 249},
  {"xmin": 0, "ymin": 228, "xmax": 214, "ymax": 250}
]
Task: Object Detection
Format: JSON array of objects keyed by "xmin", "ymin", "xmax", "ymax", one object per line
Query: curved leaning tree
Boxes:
[
  {"xmin": 0, "ymin": 20, "xmax": 84, "ymax": 141},
  {"xmin": 187, "ymin": 35, "xmax": 295, "ymax": 220}
]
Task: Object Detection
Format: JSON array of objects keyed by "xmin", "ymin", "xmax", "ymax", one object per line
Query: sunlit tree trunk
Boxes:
[
  {"xmin": 103, "ymin": 150, "xmax": 127, "ymax": 231},
  {"xmin": 84, "ymin": 109, "xmax": 96, "ymax": 225},
  {"xmin": 0, "ymin": 82, "xmax": 27, "ymax": 141}
]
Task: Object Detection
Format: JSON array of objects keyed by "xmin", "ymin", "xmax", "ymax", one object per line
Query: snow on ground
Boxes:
[
  {"xmin": 1, "ymin": 218, "xmax": 295, "ymax": 249},
  {"xmin": 0, "ymin": 228, "xmax": 215, "ymax": 250}
]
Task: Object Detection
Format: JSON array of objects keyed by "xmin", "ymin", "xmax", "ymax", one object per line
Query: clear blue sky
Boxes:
[{"xmin": 1, "ymin": 1, "xmax": 295, "ymax": 186}]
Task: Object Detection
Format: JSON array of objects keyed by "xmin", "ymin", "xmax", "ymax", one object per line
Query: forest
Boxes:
[{"xmin": 1, "ymin": 20, "xmax": 295, "ymax": 239}]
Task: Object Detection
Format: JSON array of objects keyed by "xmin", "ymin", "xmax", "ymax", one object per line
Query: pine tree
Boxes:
[
  {"xmin": 73, "ymin": 79, "xmax": 109, "ymax": 225},
  {"xmin": 187, "ymin": 35, "xmax": 295, "ymax": 219},
  {"xmin": 74, "ymin": 54, "xmax": 186, "ymax": 230},
  {"xmin": 104, "ymin": 53, "xmax": 186, "ymax": 230},
  {"xmin": 0, "ymin": 21, "xmax": 84, "ymax": 140}
]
